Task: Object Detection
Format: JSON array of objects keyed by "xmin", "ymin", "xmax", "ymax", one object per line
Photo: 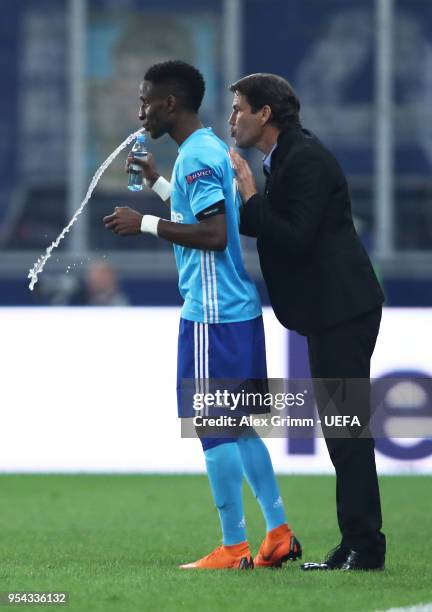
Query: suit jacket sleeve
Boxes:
[
  {"xmin": 240, "ymin": 151, "xmax": 333, "ymax": 255},
  {"xmin": 239, "ymin": 193, "xmax": 261, "ymax": 237}
]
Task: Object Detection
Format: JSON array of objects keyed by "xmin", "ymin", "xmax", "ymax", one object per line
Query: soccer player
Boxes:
[{"xmin": 103, "ymin": 61, "xmax": 301, "ymax": 569}]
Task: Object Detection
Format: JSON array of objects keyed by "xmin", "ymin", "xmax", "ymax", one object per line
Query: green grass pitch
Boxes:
[{"xmin": 0, "ymin": 474, "xmax": 431, "ymax": 611}]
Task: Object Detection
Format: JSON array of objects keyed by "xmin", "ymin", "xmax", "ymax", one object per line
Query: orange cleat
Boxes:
[
  {"xmin": 254, "ymin": 523, "xmax": 302, "ymax": 568},
  {"xmin": 179, "ymin": 542, "xmax": 254, "ymax": 570}
]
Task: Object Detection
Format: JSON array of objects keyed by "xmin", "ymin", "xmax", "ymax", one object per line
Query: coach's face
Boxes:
[
  {"xmin": 229, "ymin": 92, "xmax": 266, "ymax": 149},
  {"xmin": 139, "ymin": 80, "xmax": 174, "ymax": 139}
]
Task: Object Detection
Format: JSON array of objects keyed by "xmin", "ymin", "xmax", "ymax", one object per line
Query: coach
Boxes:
[{"xmin": 229, "ymin": 73, "xmax": 386, "ymax": 571}]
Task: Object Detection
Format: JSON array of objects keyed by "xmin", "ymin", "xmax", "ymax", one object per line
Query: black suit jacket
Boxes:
[{"xmin": 240, "ymin": 127, "xmax": 384, "ymax": 335}]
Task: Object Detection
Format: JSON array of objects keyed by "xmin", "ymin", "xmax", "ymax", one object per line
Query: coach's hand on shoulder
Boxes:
[
  {"xmin": 229, "ymin": 148, "xmax": 258, "ymax": 203},
  {"xmin": 103, "ymin": 206, "xmax": 143, "ymax": 236},
  {"xmin": 125, "ymin": 152, "xmax": 160, "ymax": 188}
]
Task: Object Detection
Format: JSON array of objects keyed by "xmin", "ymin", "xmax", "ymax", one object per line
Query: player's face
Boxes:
[
  {"xmin": 229, "ymin": 93, "xmax": 263, "ymax": 148},
  {"xmin": 139, "ymin": 81, "xmax": 172, "ymax": 139}
]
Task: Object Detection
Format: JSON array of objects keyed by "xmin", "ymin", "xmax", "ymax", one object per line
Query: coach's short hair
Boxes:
[
  {"xmin": 230, "ymin": 73, "xmax": 300, "ymax": 129},
  {"xmin": 144, "ymin": 60, "xmax": 205, "ymax": 112}
]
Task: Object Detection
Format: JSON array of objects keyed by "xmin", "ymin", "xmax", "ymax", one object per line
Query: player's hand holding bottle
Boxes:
[{"xmin": 126, "ymin": 151, "xmax": 160, "ymax": 188}]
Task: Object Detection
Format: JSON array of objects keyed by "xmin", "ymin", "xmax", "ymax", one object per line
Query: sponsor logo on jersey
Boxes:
[
  {"xmin": 186, "ymin": 168, "xmax": 213, "ymax": 184},
  {"xmin": 171, "ymin": 211, "xmax": 184, "ymax": 223}
]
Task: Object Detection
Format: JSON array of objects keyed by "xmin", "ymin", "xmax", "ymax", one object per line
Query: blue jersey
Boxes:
[{"xmin": 170, "ymin": 127, "xmax": 261, "ymax": 324}]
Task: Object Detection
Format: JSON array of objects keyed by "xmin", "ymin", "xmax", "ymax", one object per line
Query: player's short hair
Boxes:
[
  {"xmin": 230, "ymin": 73, "xmax": 300, "ymax": 129},
  {"xmin": 144, "ymin": 60, "xmax": 205, "ymax": 112}
]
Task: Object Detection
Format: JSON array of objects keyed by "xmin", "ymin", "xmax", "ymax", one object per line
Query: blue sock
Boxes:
[
  {"xmin": 204, "ymin": 442, "xmax": 246, "ymax": 545},
  {"xmin": 237, "ymin": 435, "xmax": 286, "ymax": 531}
]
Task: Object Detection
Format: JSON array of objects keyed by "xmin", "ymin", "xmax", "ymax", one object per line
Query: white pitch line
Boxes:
[{"xmin": 376, "ymin": 604, "xmax": 432, "ymax": 612}]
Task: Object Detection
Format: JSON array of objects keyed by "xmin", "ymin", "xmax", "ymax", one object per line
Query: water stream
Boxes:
[{"xmin": 28, "ymin": 128, "xmax": 143, "ymax": 291}]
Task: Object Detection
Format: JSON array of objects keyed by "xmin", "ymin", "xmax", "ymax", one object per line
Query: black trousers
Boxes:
[{"xmin": 307, "ymin": 306, "xmax": 386, "ymax": 553}]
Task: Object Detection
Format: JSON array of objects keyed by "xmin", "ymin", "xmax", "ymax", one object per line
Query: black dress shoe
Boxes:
[
  {"xmin": 300, "ymin": 544, "xmax": 349, "ymax": 571},
  {"xmin": 341, "ymin": 549, "xmax": 385, "ymax": 571}
]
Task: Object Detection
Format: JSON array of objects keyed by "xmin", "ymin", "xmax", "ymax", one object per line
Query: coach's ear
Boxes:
[{"xmin": 260, "ymin": 105, "xmax": 272, "ymax": 125}]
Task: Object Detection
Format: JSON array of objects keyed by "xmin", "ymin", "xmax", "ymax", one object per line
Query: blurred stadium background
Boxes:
[
  {"xmin": 1, "ymin": 0, "xmax": 432, "ymax": 475},
  {"xmin": 1, "ymin": 3, "xmax": 432, "ymax": 611}
]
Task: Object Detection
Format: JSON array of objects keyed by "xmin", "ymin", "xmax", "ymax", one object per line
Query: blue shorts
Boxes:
[{"xmin": 176, "ymin": 315, "xmax": 268, "ymax": 419}]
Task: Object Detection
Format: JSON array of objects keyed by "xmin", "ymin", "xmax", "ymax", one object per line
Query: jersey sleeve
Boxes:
[{"xmin": 181, "ymin": 152, "xmax": 225, "ymax": 218}]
